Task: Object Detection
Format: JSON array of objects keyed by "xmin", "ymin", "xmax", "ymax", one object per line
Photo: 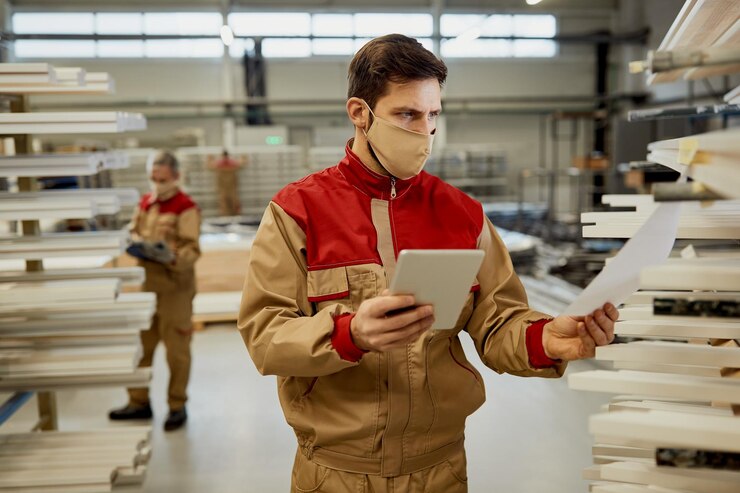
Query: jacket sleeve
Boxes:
[
  {"xmin": 127, "ymin": 205, "xmax": 142, "ymax": 242},
  {"xmin": 465, "ymin": 215, "xmax": 567, "ymax": 378},
  {"xmin": 238, "ymin": 201, "xmax": 361, "ymax": 377},
  {"xmin": 171, "ymin": 207, "xmax": 201, "ymax": 272}
]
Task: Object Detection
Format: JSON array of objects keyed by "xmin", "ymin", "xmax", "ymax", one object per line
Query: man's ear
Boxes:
[{"xmin": 346, "ymin": 97, "xmax": 368, "ymax": 130}]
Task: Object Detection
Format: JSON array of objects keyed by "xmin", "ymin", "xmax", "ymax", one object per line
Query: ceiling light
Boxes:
[
  {"xmin": 220, "ymin": 25, "xmax": 234, "ymax": 46},
  {"xmin": 526, "ymin": 0, "xmax": 543, "ymax": 5}
]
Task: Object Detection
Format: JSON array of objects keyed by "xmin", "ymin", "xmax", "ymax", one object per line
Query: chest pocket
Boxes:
[{"xmin": 306, "ymin": 265, "xmax": 381, "ymax": 314}]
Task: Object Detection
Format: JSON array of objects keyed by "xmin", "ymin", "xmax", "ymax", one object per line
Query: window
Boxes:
[
  {"xmin": 13, "ymin": 13, "xmax": 95, "ymax": 34},
  {"xmin": 312, "ymin": 14, "xmax": 353, "ymax": 37},
  {"xmin": 228, "ymin": 13, "xmax": 311, "ymax": 36},
  {"xmin": 354, "ymin": 14, "xmax": 433, "ymax": 37},
  {"xmin": 15, "ymin": 40, "xmax": 96, "ymax": 58},
  {"xmin": 96, "ymin": 13, "xmax": 143, "ymax": 34},
  {"xmin": 261, "ymin": 39, "xmax": 312, "ymax": 58},
  {"xmin": 144, "ymin": 13, "xmax": 221, "ymax": 35},
  {"xmin": 440, "ymin": 13, "xmax": 557, "ymax": 58},
  {"xmin": 11, "ymin": 11, "xmax": 557, "ymax": 60},
  {"xmin": 145, "ymin": 39, "xmax": 223, "ymax": 58},
  {"xmin": 97, "ymin": 40, "xmax": 145, "ymax": 58}
]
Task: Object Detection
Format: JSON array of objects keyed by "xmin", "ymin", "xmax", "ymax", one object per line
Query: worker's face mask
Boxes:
[
  {"xmin": 361, "ymin": 101, "xmax": 434, "ymax": 180},
  {"xmin": 150, "ymin": 180, "xmax": 178, "ymax": 200}
]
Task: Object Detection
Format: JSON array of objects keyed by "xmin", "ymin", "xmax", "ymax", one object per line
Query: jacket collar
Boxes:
[{"xmin": 338, "ymin": 139, "xmax": 420, "ymax": 200}]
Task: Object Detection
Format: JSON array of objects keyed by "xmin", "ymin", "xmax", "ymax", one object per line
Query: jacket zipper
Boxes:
[{"xmin": 390, "ymin": 177, "xmax": 397, "ymax": 200}]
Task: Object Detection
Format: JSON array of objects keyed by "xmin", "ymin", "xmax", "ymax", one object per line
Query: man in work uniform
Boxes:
[
  {"xmin": 110, "ymin": 150, "xmax": 201, "ymax": 432},
  {"xmin": 239, "ymin": 35, "xmax": 619, "ymax": 491},
  {"xmin": 208, "ymin": 149, "xmax": 244, "ymax": 216}
]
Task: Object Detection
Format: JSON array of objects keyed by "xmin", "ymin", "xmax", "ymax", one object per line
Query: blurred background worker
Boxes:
[
  {"xmin": 109, "ymin": 150, "xmax": 202, "ymax": 432},
  {"xmin": 208, "ymin": 149, "xmax": 245, "ymax": 216}
]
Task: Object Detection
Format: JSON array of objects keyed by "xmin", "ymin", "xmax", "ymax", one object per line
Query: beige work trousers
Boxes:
[
  {"xmin": 217, "ymin": 168, "xmax": 240, "ymax": 216},
  {"xmin": 128, "ymin": 285, "xmax": 195, "ymax": 411},
  {"xmin": 291, "ymin": 447, "xmax": 468, "ymax": 493}
]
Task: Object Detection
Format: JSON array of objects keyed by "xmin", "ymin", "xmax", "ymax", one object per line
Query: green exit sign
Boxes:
[{"xmin": 265, "ymin": 136, "xmax": 284, "ymax": 145}]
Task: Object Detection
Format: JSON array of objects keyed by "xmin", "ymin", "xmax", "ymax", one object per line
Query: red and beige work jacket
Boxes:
[{"xmin": 239, "ymin": 143, "xmax": 567, "ymax": 477}]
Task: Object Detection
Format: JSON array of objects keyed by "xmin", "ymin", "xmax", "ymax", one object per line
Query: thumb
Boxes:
[{"xmin": 381, "ymin": 289, "xmax": 390, "ymax": 296}]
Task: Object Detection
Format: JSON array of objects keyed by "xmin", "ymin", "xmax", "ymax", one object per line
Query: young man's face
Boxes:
[
  {"xmin": 371, "ymin": 78, "xmax": 442, "ymax": 136},
  {"xmin": 149, "ymin": 164, "xmax": 177, "ymax": 185}
]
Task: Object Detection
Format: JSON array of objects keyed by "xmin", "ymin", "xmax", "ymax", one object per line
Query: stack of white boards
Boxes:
[
  {"xmin": 0, "ymin": 275, "xmax": 154, "ymax": 391},
  {"xmin": 0, "ymin": 151, "xmax": 129, "ymax": 178},
  {"xmin": 0, "ymin": 62, "xmax": 115, "ymax": 94},
  {"xmin": 646, "ymin": 128, "xmax": 740, "ymax": 200},
  {"xmin": 638, "ymin": 0, "xmax": 740, "ymax": 84},
  {"xmin": 0, "ymin": 427, "xmax": 151, "ymax": 492},
  {"xmin": 569, "ymin": 133, "xmax": 740, "ymax": 490},
  {"xmin": 0, "ymin": 112, "xmax": 146, "ymax": 134},
  {"xmin": 581, "ymin": 195, "xmax": 740, "ymax": 239}
]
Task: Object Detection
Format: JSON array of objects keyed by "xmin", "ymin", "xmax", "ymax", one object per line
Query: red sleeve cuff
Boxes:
[
  {"xmin": 526, "ymin": 319, "xmax": 560, "ymax": 369},
  {"xmin": 331, "ymin": 313, "xmax": 367, "ymax": 362}
]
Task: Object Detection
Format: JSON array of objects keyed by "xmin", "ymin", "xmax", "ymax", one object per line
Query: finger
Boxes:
[
  {"xmin": 369, "ymin": 294, "xmax": 417, "ymax": 316},
  {"xmin": 604, "ymin": 303, "xmax": 619, "ymax": 322},
  {"xmin": 594, "ymin": 309, "xmax": 615, "ymax": 343},
  {"xmin": 579, "ymin": 324, "xmax": 596, "ymax": 358},
  {"xmin": 570, "ymin": 315, "xmax": 586, "ymax": 322},
  {"xmin": 585, "ymin": 315, "xmax": 609, "ymax": 346},
  {"xmin": 380, "ymin": 315, "xmax": 434, "ymax": 347},
  {"xmin": 384, "ymin": 305, "xmax": 434, "ymax": 331}
]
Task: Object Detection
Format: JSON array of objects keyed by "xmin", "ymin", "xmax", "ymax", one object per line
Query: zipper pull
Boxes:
[{"xmin": 390, "ymin": 177, "xmax": 397, "ymax": 200}]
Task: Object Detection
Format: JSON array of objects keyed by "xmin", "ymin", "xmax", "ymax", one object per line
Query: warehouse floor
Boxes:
[{"xmin": 4, "ymin": 325, "xmax": 611, "ymax": 493}]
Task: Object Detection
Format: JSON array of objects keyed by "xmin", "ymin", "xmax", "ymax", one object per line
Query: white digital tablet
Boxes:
[{"xmin": 389, "ymin": 249, "xmax": 485, "ymax": 330}]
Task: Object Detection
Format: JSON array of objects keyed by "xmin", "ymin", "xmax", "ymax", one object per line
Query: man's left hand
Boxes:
[{"xmin": 542, "ymin": 303, "xmax": 619, "ymax": 361}]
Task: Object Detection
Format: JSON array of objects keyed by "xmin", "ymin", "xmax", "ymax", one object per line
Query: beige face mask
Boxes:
[{"xmin": 361, "ymin": 102, "xmax": 434, "ymax": 180}]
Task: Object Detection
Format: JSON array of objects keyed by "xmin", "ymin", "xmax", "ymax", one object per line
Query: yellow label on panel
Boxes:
[{"xmin": 678, "ymin": 137, "xmax": 699, "ymax": 165}]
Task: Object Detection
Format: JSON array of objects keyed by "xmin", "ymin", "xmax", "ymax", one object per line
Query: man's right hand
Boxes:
[{"xmin": 350, "ymin": 290, "xmax": 434, "ymax": 352}]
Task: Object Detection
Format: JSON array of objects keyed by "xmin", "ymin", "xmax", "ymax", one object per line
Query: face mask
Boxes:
[
  {"xmin": 150, "ymin": 180, "xmax": 178, "ymax": 199},
  {"xmin": 361, "ymin": 102, "xmax": 434, "ymax": 180}
]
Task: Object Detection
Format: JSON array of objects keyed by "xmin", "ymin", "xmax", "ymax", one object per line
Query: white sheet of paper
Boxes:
[{"xmin": 563, "ymin": 202, "xmax": 682, "ymax": 316}]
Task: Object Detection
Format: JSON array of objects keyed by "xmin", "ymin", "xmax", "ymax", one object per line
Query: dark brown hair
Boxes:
[{"xmin": 348, "ymin": 34, "xmax": 448, "ymax": 110}]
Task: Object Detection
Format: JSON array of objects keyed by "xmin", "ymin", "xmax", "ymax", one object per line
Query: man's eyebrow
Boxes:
[{"xmin": 391, "ymin": 106, "xmax": 443, "ymax": 113}]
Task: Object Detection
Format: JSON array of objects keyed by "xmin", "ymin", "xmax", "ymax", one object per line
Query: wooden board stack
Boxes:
[
  {"xmin": 569, "ymin": 3, "xmax": 740, "ymax": 489},
  {"xmin": 0, "ymin": 61, "xmax": 153, "ymax": 491},
  {"xmin": 0, "ymin": 63, "xmax": 115, "ymax": 95},
  {"xmin": 0, "ymin": 427, "xmax": 151, "ymax": 492},
  {"xmin": 631, "ymin": 0, "xmax": 740, "ymax": 84}
]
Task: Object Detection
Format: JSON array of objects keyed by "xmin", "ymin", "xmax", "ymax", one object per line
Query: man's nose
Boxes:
[{"xmin": 410, "ymin": 119, "xmax": 435, "ymax": 135}]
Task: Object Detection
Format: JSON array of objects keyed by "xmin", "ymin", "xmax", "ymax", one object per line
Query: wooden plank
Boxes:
[
  {"xmin": 592, "ymin": 444, "xmax": 654, "ymax": 459},
  {"xmin": 568, "ymin": 370, "xmax": 740, "ymax": 404},
  {"xmin": 614, "ymin": 318, "xmax": 740, "ymax": 341},
  {"xmin": 625, "ymin": 291, "xmax": 740, "ymax": 304},
  {"xmin": 0, "ymin": 267, "xmax": 144, "ymax": 286},
  {"xmin": 640, "ymin": 263, "xmax": 740, "ymax": 291},
  {"xmin": 0, "ymin": 63, "xmax": 53, "ymax": 74},
  {"xmin": 595, "ymin": 341, "xmax": 740, "ymax": 368},
  {"xmin": 685, "ymin": 19, "xmax": 740, "ymax": 79},
  {"xmin": 608, "ymin": 399, "xmax": 735, "ymax": 416},
  {"xmin": 0, "ymin": 279, "xmax": 120, "ymax": 307},
  {"xmin": 725, "ymin": 84, "xmax": 740, "ymax": 103},
  {"xmin": 590, "ymin": 410, "xmax": 740, "ymax": 453},
  {"xmin": 0, "ymin": 232, "xmax": 127, "ymax": 261},
  {"xmin": 0, "ymin": 368, "xmax": 151, "ymax": 391},
  {"xmin": 599, "ymin": 460, "xmax": 740, "ymax": 492},
  {"xmin": 617, "ymin": 305, "xmax": 740, "ymax": 326},
  {"xmin": 650, "ymin": 0, "xmax": 740, "ymax": 84},
  {"xmin": 612, "ymin": 361, "xmax": 723, "ymax": 378},
  {"xmin": 0, "ymin": 112, "xmax": 146, "ymax": 134}
]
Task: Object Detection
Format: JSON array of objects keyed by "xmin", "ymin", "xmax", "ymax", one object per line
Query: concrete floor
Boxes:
[{"xmin": 3, "ymin": 325, "xmax": 610, "ymax": 493}]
